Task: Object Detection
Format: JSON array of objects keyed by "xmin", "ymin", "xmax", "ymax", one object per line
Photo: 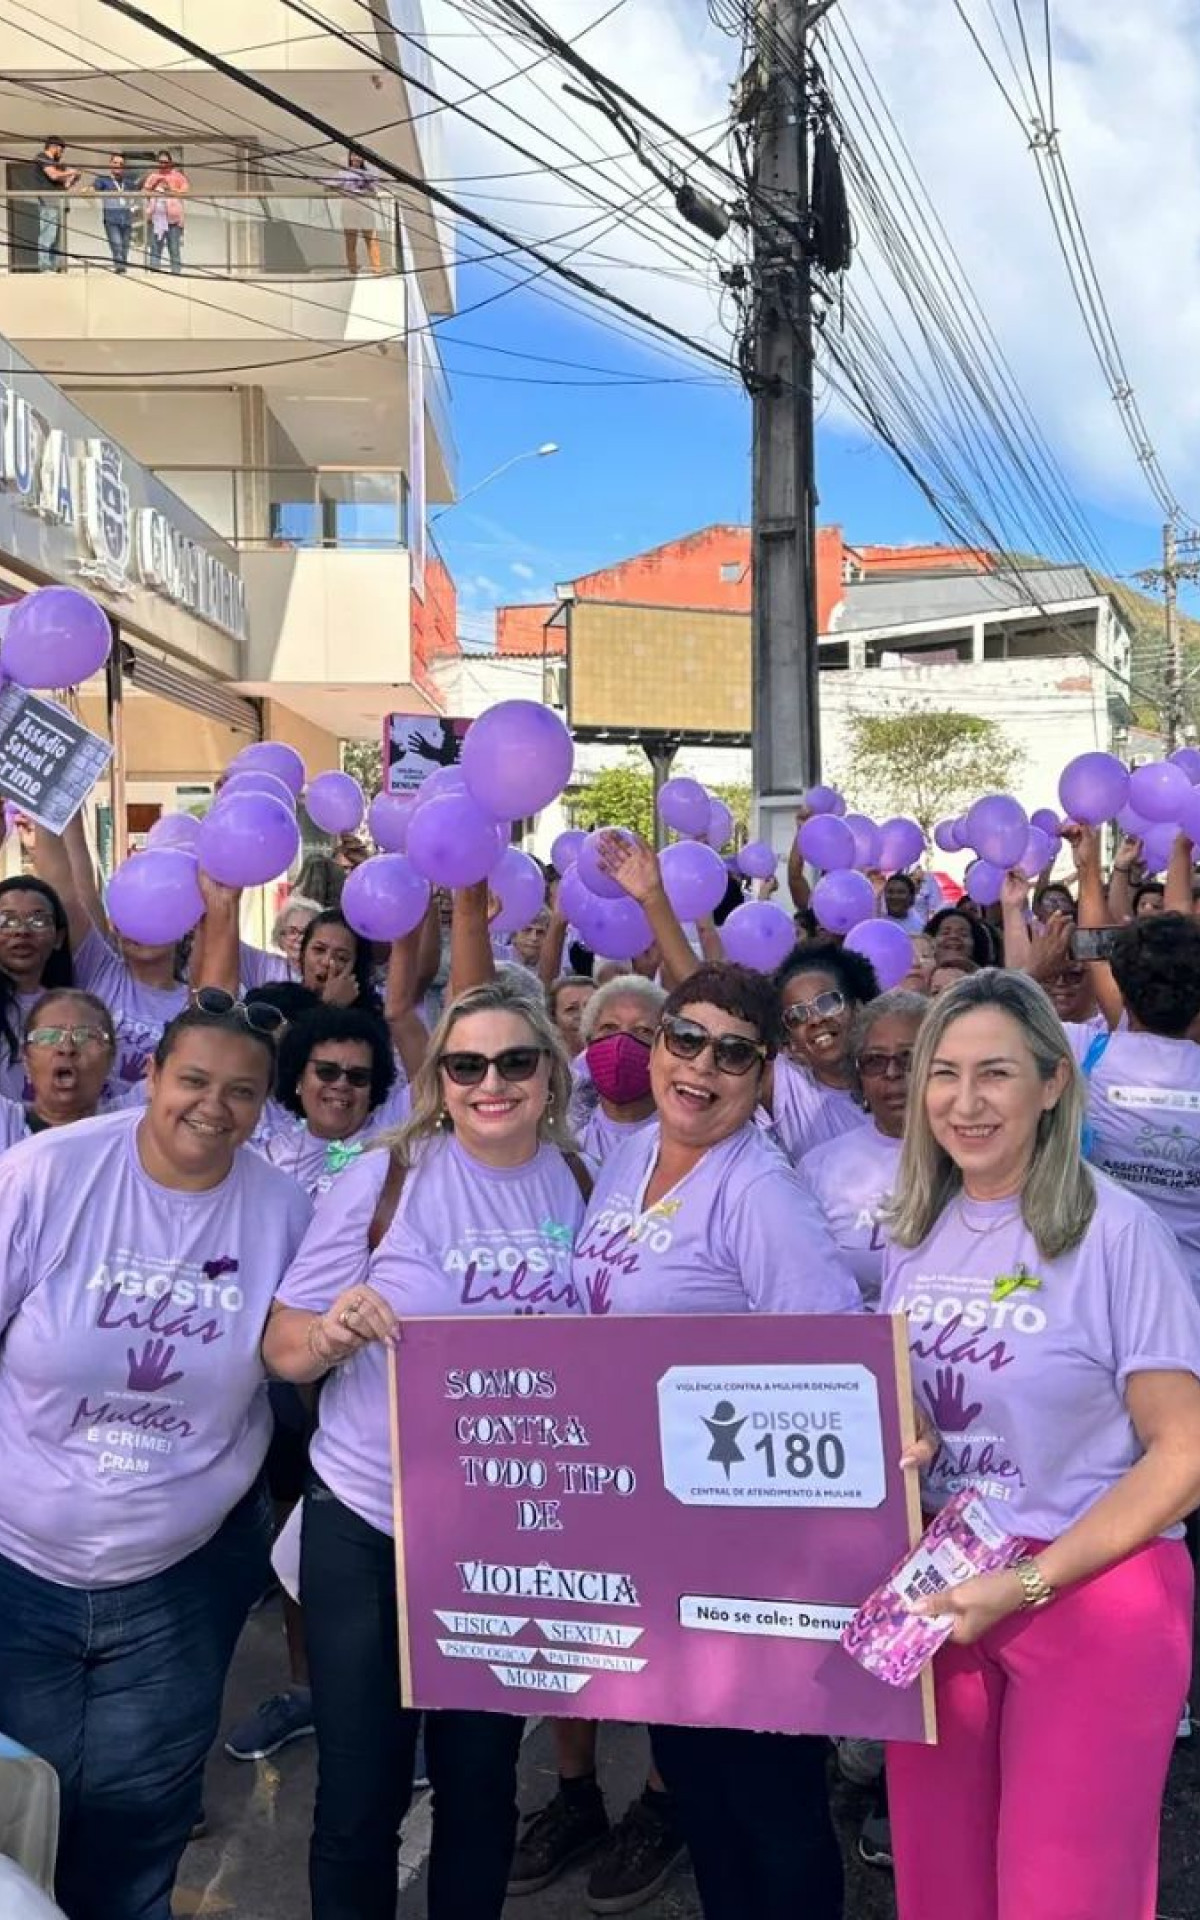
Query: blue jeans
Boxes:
[
  {"xmin": 104, "ymin": 217, "xmax": 131, "ymax": 270},
  {"xmin": 37, "ymin": 198, "xmax": 63, "ymax": 271},
  {"xmin": 302, "ymin": 1476, "xmax": 524, "ymax": 1919},
  {"xmin": 149, "ymin": 225, "xmax": 182, "ymax": 274},
  {"xmin": 0, "ymin": 1479, "xmax": 272, "ymax": 1920}
]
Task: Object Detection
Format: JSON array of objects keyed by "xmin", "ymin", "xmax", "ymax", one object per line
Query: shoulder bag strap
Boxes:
[{"xmin": 368, "ymin": 1150, "xmax": 408, "ymax": 1252}]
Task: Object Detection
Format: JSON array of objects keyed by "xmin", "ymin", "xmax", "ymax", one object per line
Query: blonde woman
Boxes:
[
  {"xmin": 264, "ymin": 978, "xmax": 592, "ymax": 1920},
  {"xmin": 881, "ymin": 969, "xmax": 1200, "ymax": 1920}
]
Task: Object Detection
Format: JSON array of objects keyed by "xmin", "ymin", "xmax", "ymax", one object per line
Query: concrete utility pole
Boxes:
[
  {"xmin": 750, "ymin": 0, "xmax": 831, "ymax": 847},
  {"xmin": 1135, "ymin": 521, "xmax": 1200, "ymax": 749}
]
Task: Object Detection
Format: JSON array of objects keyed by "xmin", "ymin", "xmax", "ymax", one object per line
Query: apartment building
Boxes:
[{"xmin": 0, "ymin": 0, "xmax": 457, "ymax": 849}]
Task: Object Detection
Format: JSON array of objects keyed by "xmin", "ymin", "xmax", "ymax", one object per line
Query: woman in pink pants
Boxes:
[{"xmin": 881, "ymin": 968, "xmax": 1200, "ymax": 1920}]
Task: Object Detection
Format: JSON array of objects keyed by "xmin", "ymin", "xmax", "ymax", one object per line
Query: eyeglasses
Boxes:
[
  {"xmin": 439, "ymin": 1046, "xmax": 547, "ymax": 1087},
  {"xmin": 782, "ymin": 989, "xmax": 847, "ymax": 1030},
  {"xmin": 658, "ymin": 1013, "xmax": 766, "ymax": 1078},
  {"xmin": 0, "ymin": 912, "xmax": 55, "ymax": 934},
  {"xmin": 857, "ymin": 1049, "xmax": 914, "ymax": 1081},
  {"xmin": 26, "ymin": 1025, "xmax": 111, "ymax": 1051},
  {"xmin": 192, "ymin": 986, "xmax": 285, "ymax": 1036},
  {"xmin": 309, "ymin": 1060, "xmax": 373, "ymax": 1089}
]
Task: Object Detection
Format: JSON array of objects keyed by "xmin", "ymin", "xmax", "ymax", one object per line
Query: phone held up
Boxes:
[{"xmin": 1070, "ymin": 926, "xmax": 1121, "ymax": 963}]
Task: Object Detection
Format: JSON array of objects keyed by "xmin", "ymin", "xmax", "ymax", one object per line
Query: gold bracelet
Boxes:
[{"xmin": 1013, "ymin": 1556, "xmax": 1056, "ymax": 1609}]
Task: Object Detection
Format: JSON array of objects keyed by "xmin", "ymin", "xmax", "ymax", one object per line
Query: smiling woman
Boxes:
[{"xmin": 767, "ymin": 940, "xmax": 879, "ymax": 1162}]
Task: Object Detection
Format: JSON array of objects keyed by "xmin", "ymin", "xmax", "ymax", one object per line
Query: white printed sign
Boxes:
[
  {"xmin": 0, "ymin": 684, "xmax": 111, "ymax": 832},
  {"xmin": 657, "ymin": 1363, "xmax": 886, "ymax": 1510}
]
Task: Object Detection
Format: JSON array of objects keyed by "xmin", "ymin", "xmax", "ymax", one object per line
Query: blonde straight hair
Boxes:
[
  {"xmin": 378, "ymin": 976, "xmax": 577, "ymax": 1169},
  {"xmin": 887, "ymin": 969, "xmax": 1096, "ymax": 1260}
]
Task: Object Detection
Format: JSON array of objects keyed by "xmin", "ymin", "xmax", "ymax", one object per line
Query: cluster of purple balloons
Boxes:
[
  {"xmin": 795, "ymin": 785, "xmax": 926, "ymax": 937},
  {"xmin": 657, "ymin": 776, "xmax": 738, "ymax": 853},
  {"xmin": 1056, "ymin": 748, "xmax": 1200, "ymax": 875}
]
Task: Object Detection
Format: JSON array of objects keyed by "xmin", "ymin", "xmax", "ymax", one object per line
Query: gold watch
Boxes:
[{"xmin": 1013, "ymin": 1556, "xmax": 1056, "ymax": 1610}]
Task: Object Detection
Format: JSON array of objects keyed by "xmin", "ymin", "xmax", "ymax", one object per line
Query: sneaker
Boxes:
[
  {"xmin": 837, "ymin": 1737, "xmax": 885, "ymax": 1787},
  {"xmin": 224, "ymin": 1687, "xmax": 314, "ymax": 1762},
  {"xmin": 508, "ymin": 1786, "xmax": 609, "ymax": 1895},
  {"xmin": 858, "ymin": 1810, "xmax": 893, "ymax": 1870},
  {"xmin": 587, "ymin": 1794, "xmax": 686, "ymax": 1913}
]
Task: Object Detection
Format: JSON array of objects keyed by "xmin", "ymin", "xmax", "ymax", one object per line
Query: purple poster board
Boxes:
[{"xmin": 391, "ymin": 1313, "xmax": 935, "ymax": 1744}]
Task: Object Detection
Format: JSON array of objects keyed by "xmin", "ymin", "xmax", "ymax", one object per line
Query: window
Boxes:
[{"xmin": 719, "ymin": 562, "xmax": 742, "ymax": 584}]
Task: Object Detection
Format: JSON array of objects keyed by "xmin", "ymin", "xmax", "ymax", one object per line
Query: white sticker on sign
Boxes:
[
  {"xmin": 678, "ymin": 1593, "xmax": 857, "ymax": 1641},
  {"xmin": 657, "ymin": 1363, "xmax": 885, "ymax": 1509}
]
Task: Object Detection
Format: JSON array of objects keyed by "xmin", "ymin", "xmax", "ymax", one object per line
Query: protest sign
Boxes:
[
  {"xmin": 391, "ymin": 1312, "xmax": 934, "ymax": 1743},
  {"xmin": 383, "ymin": 713, "xmax": 471, "ymax": 795},
  {"xmin": 0, "ymin": 684, "xmax": 111, "ymax": 832}
]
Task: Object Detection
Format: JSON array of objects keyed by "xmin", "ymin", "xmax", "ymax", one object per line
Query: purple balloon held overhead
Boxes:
[
  {"xmin": 305, "ymin": 771, "xmax": 364, "ymax": 836},
  {"xmin": 843, "ymin": 813, "xmax": 883, "ymax": 871},
  {"xmin": 720, "ymin": 900, "xmax": 796, "ymax": 972},
  {"xmin": 367, "ymin": 791, "xmax": 414, "ymax": 854},
  {"xmin": 198, "ymin": 792, "xmax": 300, "ymax": 889},
  {"xmin": 660, "ymin": 840, "xmax": 728, "ymax": 920},
  {"xmin": 1179, "ymin": 788, "xmax": 1200, "ymax": 845},
  {"xmin": 705, "ymin": 798, "xmax": 734, "ymax": 851},
  {"xmin": 341, "ymin": 855, "xmax": 430, "ymax": 942},
  {"xmin": 146, "ymin": 812, "xmax": 201, "ymax": 853},
  {"xmin": 558, "ymin": 862, "xmax": 599, "ymax": 927},
  {"xmin": 550, "ymin": 828, "xmax": 587, "ymax": 873},
  {"xmin": 490, "ymin": 847, "xmax": 547, "ymax": 934},
  {"xmin": 1058, "ymin": 752, "xmax": 1129, "ymax": 827},
  {"xmin": 1170, "ymin": 746, "xmax": 1200, "ymax": 785},
  {"xmin": 577, "ymin": 828, "xmax": 633, "ymax": 900},
  {"xmin": 736, "ymin": 840, "xmax": 777, "ymax": 881},
  {"xmin": 2, "ymin": 585, "xmax": 112, "ymax": 688},
  {"xmin": 965, "ymin": 794, "xmax": 1028, "ymax": 869},
  {"xmin": 107, "ymin": 849, "xmax": 205, "ymax": 946},
  {"xmin": 798, "ymin": 813, "xmax": 855, "ymax": 872},
  {"xmin": 878, "ymin": 817, "xmax": 925, "ymax": 872},
  {"xmin": 407, "ymin": 789, "xmax": 507, "ymax": 889},
  {"xmin": 221, "ymin": 769, "xmax": 297, "ymax": 812},
  {"xmin": 1116, "ymin": 802, "xmax": 1153, "ymax": 839},
  {"xmin": 804, "ymin": 784, "xmax": 845, "ymax": 817},
  {"xmin": 462, "ymin": 700, "xmax": 574, "ymax": 821},
  {"xmin": 1129, "ymin": 759, "xmax": 1191, "ymax": 825},
  {"xmin": 965, "ymin": 859, "xmax": 1006, "ymax": 907},
  {"xmin": 232, "ymin": 740, "xmax": 306, "ymax": 798},
  {"xmin": 812, "ymin": 869, "xmax": 876, "ymax": 934},
  {"xmin": 1018, "ymin": 827, "xmax": 1057, "ymax": 877},
  {"xmin": 1138, "ymin": 822, "xmax": 1179, "ymax": 874},
  {"xmin": 933, "ymin": 817, "xmax": 964, "ymax": 854},
  {"xmin": 657, "ymin": 776, "xmax": 711, "ymax": 838},
  {"xmin": 573, "ymin": 892, "xmax": 653, "ymax": 961},
  {"xmin": 1030, "ymin": 807, "xmax": 1061, "ymax": 839},
  {"xmin": 844, "ymin": 918, "xmax": 912, "ymax": 991}
]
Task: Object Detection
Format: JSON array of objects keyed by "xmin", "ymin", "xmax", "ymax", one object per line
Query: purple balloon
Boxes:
[
  {"xmin": 305, "ymin": 771, "xmax": 364, "ymax": 836},
  {"xmin": 1116, "ymin": 802, "xmax": 1154, "ymax": 838},
  {"xmin": 407, "ymin": 789, "xmax": 507, "ymax": 888},
  {"xmin": 965, "ymin": 794, "xmax": 1028, "ymax": 868},
  {"xmin": 1031, "ymin": 807, "xmax": 1061, "ymax": 838},
  {"xmin": 812, "ymin": 869, "xmax": 876, "ymax": 934},
  {"xmin": 577, "ymin": 828, "xmax": 633, "ymax": 901},
  {"xmin": 146, "ymin": 812, "xmax": 201, "ymax": 853},
  {"xmin": 798, "ymin": 813, "xmax": 855, "ymax": 872},
  {"xmin": 220, "ymin": 768, "xmax": 297, "ymax": 812},
  {"xmin": 341, "ymin": 855, "xmax": 430, "ymax": 942},
  {"xmin": 878, "ymin": 817, "xmax": 925, "ymax": 872},
  {"xmin": 462, "ymin": 701, "xmax": 574, "ymax": 821},
  {"xmin": 705, "ymin": 798, "xmax": 734, "ymax": 851},
  {"xmin": 1138, "ymin": 822, "xmax": 1180, "ymax": 874},
  {"xmin": 844, "ymin": 918, "xmax": 913, "ymax": 991},
  {"xmin": 1059, "ymin": 752, "xmax": 1129, "ymax": 826},
  {"xmin": 1170, "ymin": 746, "xmax": 1200, "ymax": 785},
  {"xmin": 1018, "ymin": 827, "xmax": 1057, "ymax": 877},
  {"xmin": 720, "ymin": 901, "xmax": 796, "ymax": 972},
  {"xmin": 108, "ymin": 849, "xmax": 205, "ymax": 945},
  {"xmin": 843, "ymin": 813, "xmax": 883, "ymax": 871},
  {"xmin": 1129, "ymin": 760, "xmax": 1191, "ymax": 824},
  {"xmin": 657, "ymin": 776, "xmax": 711, "ymax": 837},
  {"xmin": 804, "ymin": 785, "xmax": 845, "ymax": 817},
  {"xmin": 933, "ymin": 817, "xmax": 963, "ymax": 854},
  {"xmin": 551, "ymin": 828, "xmax": 587, "ymax": 872},
  {"xmin": 2, "ymin": 585, "xmax": 112, "ymax": 688},
  {"xmin": 366, "ymin": 791, "xmax": 413, "ymax": 853},
  {"xmin": 558, "ymin": 862, "xmax": 600, "ymax": 928},
  {"xmin": 659, "ymin": 840, "xmax": 728, "ymax": 920},
  {"xmin": 736, "ymin": 839, "xmax": 777, "ymax": 881},
  {"xmin": 231, "ymin": 741, "xmax": 306, "ymax": 797},
  {"xmin": 965, "ymin": 859, "xmax": 1005, "ymax": 907},
  {"xmin": 1178, "ymin": 788, "xmax": 1200, "ymax": 845},
  {"xmin": 415, "ymin": 765, "xmax": 469, "ymax": 804},
  {"xmin": 198, "ymin": 792, "xmax": 300, "ymax": 888},
  {"xmin": 573, "ymin": 893, "xmax": 653, "ymax": 961},
  {"xmin": 490, "ymin": 847, "xmax": 547, "ymax": 933}
]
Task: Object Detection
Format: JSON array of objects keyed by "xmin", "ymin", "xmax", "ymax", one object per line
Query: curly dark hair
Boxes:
[
  {"xmin": 661, "ymin": 961, "xmax": 783, "ymax": 1052},
  {"xmin": 775, "ymin": 938, "xmax": 879, "ymax": 1009},
  {"xmin": 1109, "ymin": 913, "xmax": 1200, "ymax": 1037},
  {"xmin": 275, "ymin": 1005, "xmax": 396, "ymax": 1118},
  {"xmin": 245, "ymin": 982, "xmax": 321, "ymax": 1023},
  {"xmin": 927, "ymin": 906, "xmax": 997, "ymax": 968},
  {"xmin": 298, "ymin": 910, "xmax": 380, "ymax": 1014}
]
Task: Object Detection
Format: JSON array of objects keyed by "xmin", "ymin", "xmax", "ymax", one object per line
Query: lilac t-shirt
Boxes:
[
  {"xmin": 575, "ymin": 1104, "xmax": 656, "ymax": 1167},
  {"xmin": 798, "ymin": 1125, "xmax": 902, "ymax": 1308},
  {"xmin": 258, "ymin": 1084, "xmax": 411, "ymax": 1199},
  {"xmin": 73, "ymin": 929, "xmax": 188, "ymax": 1095},
  {"xmin": 881, "ymin": 1175, "xmax": 1200, "ymax": 1540},
  {"xmin": 0, "ymin": 989, "xmax": 55, "ymax": 1103},
  {"xmin": 276, "ymin": 1135, "xmax": 589, "ymax": 1534},
  {"xmin": 0, "ymin": 1110, "xmax": 311, "ymax": 1586},
  {"xmin": 572, "ymin": 1120, "xmax": 862, "ymax": 1318},
  {"xmin": 238, "ymin": 942, "xmax": 292, "ymax": 991},
  {"xmin": 769, "ymin": 1056, "xmax": 867, "ymax": 1164}
]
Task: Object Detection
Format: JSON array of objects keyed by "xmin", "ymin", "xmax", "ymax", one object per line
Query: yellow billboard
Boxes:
[{"xmin": 566, "ymin": 601, "xmax": 751, "ymax": 736}]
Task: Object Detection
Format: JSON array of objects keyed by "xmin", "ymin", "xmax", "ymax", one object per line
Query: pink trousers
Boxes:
[{"xmin": 887, "ymin": 1538, "xmax": 1193, "ymax": 1920}]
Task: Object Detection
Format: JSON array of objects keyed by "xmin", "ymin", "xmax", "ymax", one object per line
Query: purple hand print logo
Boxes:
[
  {"xmin": 119, "ymin": 1050, "xmax": 150, "ymax": 1086},
  {"xmin": 584, "ymin": 1268, "xmax": 614, "ymax": 1316},
  {"xmin": 923, "ymin": 1366, "xmax": 983, "ymax": 1434},
  {"xmin": 126, "ymin": 1338, "xmax": 184, "ymax": 1392},
  {"xmin": 202, "ymin": 1256, "xmax": 239, "ymax": 1281}
]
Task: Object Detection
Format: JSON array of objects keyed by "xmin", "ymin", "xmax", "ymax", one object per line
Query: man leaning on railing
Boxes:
[{"xmin": 33, "ymin": 137, "xmax": 79, "ymax": 273}]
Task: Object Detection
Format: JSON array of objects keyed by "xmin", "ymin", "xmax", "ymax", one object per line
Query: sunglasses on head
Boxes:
[
  {"xmin": 782, "ymin": 989, "xmax": 847, "ymax": 1030},
  {"xmin": 658, "ymin": 1013, "xmax": 766, "ymax": 1078},
  {"xmin": 192, "ymin": 986, "xmax": 285, "ymax": 1036},
  {"xmin": 309, "ymin": 1060, "xmax": 373, "ymax": 1089},
  {"xmin": 439, "ymin": 1046, "xmax": 547, "ymax": 1087}
]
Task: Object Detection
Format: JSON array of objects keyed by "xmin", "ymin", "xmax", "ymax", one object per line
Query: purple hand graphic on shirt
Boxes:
[
  {"xmin": 583, "ymin": 1268, "xmax": 614, "ymax": 1316},
  {"xmin": 126, "ymin": 1338, "xmax": 184, "ymax": 1392},
  {"xmin": 202, "ymin": 1256, "xmax": 239, "ymax": 1280},
  {"xmin": 119, "ymin": 1050, "xmax": 150, "ymax": 1086},
  {"xmin": 923, "ymin": 1366, "xmax": 983, "ymax": 1434}
]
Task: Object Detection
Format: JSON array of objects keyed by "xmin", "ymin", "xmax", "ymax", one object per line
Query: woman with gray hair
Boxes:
[
  {"xmin": 573, "ymin": 972, "xmax": 665, "ymax": 1163},
  {"xmin": 264, "ymin": 976, "xmax": 593, "ymax": 1920},
  {"xmin": 882, "ymin": 968, "xmax": 1200, "ymax": 1920}
]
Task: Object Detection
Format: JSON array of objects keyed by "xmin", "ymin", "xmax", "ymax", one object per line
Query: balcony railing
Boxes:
[
  {"xmin": 1, "ymin": 188, "xmax": 407, "ymax": 279},
  {"xmin": 155, "ymin": 465, "xmax": 412, "ymax": 551}
]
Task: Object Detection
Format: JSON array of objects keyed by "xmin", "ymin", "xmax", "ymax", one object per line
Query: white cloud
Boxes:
[{"xmin": 510, "ymin": 559, "xmax": 536, "ymax": 579}]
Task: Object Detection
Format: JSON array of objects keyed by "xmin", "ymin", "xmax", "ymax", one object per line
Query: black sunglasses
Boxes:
[
  {"xmin": 310, "ymin": 1060, "xmax": 373, "ymax": 1088},
  {"xmin": 658, "ymin": 1013, "xmax": 766, "ymax": 1078},
  {"xmin": 439, "ymin": 1046, "xmax": 547, "ymax": 1087},
  {"xmin": 192, "ymin": 986, "xmax": 285, "ymax": 1036}
]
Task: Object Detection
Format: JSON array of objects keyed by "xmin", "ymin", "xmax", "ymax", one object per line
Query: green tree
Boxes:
[
  {"xmin": 341, "ymin": 738, "xmax": 383, "ymax": 798},
  {"xmin": 572, "ymin": 758, "xmax": 752, "ymax": 844},
  {"xmin": 842, "ymin": 706, "xmax": 1023, "ymax": 835}
]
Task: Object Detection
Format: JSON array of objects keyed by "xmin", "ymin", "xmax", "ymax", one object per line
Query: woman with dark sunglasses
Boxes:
[
  {"xmin": 572, "ymin": 961, "xmax": 860, "ymax": 1920},
  {"xmin": 257, "ymin": 1006, "xmax": 408, "ymax": 1201},
  {"xmin": 264, "ymin": 976, "xmax": 593, "ymax": 1920},
  {"xmin": 0, "ymin": 1002, "xmax": 310, "ymax": 1920},
  {"xmin": 767, "ymin": 941, "xmax": 879, "ymax": 1163}
]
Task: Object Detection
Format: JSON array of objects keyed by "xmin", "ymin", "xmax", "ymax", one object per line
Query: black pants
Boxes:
[
  {"xmin": 301, "ymin": 1476, "xmax": 524, "ymax": 1920},
  {"xmin": 650, "ymin": 1724, "xmax": 843, "ymax": 1920}
]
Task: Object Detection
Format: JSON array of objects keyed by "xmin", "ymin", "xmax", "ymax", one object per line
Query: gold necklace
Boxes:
[{"xmin": 955, "ymin": 1197, "xmax": 1023, "ymax": 1237}]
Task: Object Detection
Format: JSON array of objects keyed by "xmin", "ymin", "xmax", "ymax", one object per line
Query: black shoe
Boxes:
[
  {"xmin": 858, "ymin": 1810, "xmax": 893, "ymax": 1870},
  {"xmin": 508, "ymin": 1786, "xmax": 609, "ymax": 1895},
  {"xmin": 587, "ymin": 1794, "xmax": 687, "ymax": 1913}
]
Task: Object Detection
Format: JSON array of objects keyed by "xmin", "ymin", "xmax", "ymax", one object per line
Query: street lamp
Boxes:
[{"xmin": 431, "ymin": 442, "xmax": 559, "ymax": 521}]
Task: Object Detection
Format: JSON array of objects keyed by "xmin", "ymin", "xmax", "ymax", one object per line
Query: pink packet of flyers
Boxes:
[{"xmin": 841, "ymin": 1489, "xmax": 1027, "ymax": 1690}]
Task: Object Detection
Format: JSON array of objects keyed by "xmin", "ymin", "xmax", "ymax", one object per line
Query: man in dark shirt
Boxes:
[{"xmin": 34, "ymin": 136, "xmax": 79, "ymax": 272}]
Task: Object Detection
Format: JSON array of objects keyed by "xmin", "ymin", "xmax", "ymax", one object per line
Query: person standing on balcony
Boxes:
[
  {"xmin": 332, "ymin": 149, "xmax": 384, "ymax": 275},
  {"xmin": 143, "ymin": 150, "xmax": 189, "ymax": 275},
  {"xmin": 91, "ymin": 152, "xmax": 139, "ymax": 274},
  {"xmin": 33, "ymin": 137, "xmax": 79, "ymax": 272}
]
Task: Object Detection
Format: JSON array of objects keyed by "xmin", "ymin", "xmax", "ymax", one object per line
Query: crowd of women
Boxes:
[{"xmin": 0, "ymin": 795, "xmax": 1199, "ymax": 1920}]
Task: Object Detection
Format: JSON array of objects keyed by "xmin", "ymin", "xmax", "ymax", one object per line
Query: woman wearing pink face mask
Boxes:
[{"xmin": 574, "ymin": 976, "xmax": 664, "ymax": 1162}]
